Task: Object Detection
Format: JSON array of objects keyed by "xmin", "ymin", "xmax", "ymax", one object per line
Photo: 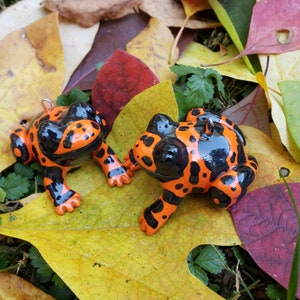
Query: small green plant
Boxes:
[
  {"xmin": 187, "ymin": 244, "xmax": 289, "ymax": 299},
  {"xmin": 0, "ymin": 163, "xmax": 44, "ymax": 213},
  {"xmin": 187, "ymin": 244, "xmax": 226, "ymax": 286},
  {"xmin": 265, "ymin": 283, "xmax": 287, "ymax": 300},
  {"xmin": 56, "ymin": 87, "xmax": 90, "ymax": 106},
  {"xmin": 171, "ymin": 65, "xmax": 232, "ymax": 120}
]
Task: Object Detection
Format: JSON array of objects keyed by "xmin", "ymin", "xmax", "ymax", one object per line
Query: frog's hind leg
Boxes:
[
  {"xmin": 139, "ymin": 189, "xmax": 183, "ymax": 235},
  {"xmin": 209, "ymin": 155, "xmax": 258, "ymax": 209},
  {"xmin": 43, "ymin": 166, "xmax": 81, "ymax": 215}
]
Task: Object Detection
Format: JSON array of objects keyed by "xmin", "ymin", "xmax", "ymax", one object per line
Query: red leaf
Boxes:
[
  {"xmin": 64, "ymin": 12, "xmax": 150, "ymax": 92},
  {"xmin": 224, "ymin": 86, "xmax": 271, "ymax": 136},
  {"xmin": 229, "ymin": 183, "xmax": 300, "ymax": 297},
  {"xmin": 91, "ymin": 49, "xmax": 159, "ymax": 133},
  {"xmin": 242, "ymin": 0, "xmax": 300, "ymax": 55}
]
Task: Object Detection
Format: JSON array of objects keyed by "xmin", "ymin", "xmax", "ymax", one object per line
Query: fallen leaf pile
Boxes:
[{"xmin": 0, "ymin": 0, "xmax": 300, "ymax": 299}]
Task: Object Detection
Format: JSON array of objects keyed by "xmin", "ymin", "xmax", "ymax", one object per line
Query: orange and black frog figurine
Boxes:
[
  {"xmin": 124, "ymin": 108, "xmax": 258, "ymax": 235},
  {"xmin": 10, "ymin": 100, "xmax": 132, "ymax": 215}
]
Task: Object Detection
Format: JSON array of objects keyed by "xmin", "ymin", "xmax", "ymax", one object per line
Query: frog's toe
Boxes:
[
  {"xmin": 123, "ymin": 150, "xmax": 140, "ymax": 171},
  {"xmin": 108, "ymin": 170, "xmax": 133, "ymax": 187},
  {"xmin": 139, "ymin": 213, "xmax": 158, "ymax": 235},
  {"xmin": 54, "ymin": 193, "xmax": 81, "ymax": 215}
]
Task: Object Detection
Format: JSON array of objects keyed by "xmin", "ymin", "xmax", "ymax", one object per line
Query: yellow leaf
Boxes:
[
  {"xmin": 177, "ymin": 41, "xmax": 256, "ymax": 83},
  {"xmin": 259, "ymin": 52, "xmax": 300, "ymax": 162},
  {"xmin": 0, "ymin": 12, "xmax": 65, "ymax": 172},
  {"xmin": 126, "ymin": 18, "xmax": 178, "ymax": 81},
  {"xmin": 181, "ymin": 0, "xmax": 211, "ymax": 17},
  {"xmin": 0, "ymin": 273, "xmax": 55, "ymax": 300},
  {"xmin": 0, "ymin": 81, "xmax": 239, "ymax": 299},
  {"xmin": 241, "ymin": 125, "xmax": 300, "ymax": 190}
]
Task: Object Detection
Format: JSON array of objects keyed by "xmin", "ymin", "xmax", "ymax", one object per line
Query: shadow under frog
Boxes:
[{"xmin": 10, "ymin": 100, "xmax": 132, "ymax": 215}]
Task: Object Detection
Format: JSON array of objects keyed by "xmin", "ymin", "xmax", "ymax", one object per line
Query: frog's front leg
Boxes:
[
  {"xmin": 43, "ymin": 166, "xmax": 81, "ymax": 215},
  {"xmin": 139, "ymin": 189, "xmax": 183, "ymax": 235},
  {"xmin": 94, "ymin": 142, "xmax": 132, "ymax": 187},
  {"xmin": 209, "ymin": 155, "xmax": 258, "ymax": 208},
  {"xmin": 123, "ymin": 149, "xmax": 140, "ymax": 172}
]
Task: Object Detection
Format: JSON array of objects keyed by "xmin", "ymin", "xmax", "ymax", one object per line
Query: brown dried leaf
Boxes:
[
  {"xmin": 140, "ymin": 0, "xmax": 219, "ymax": 29},
  {"xmin": 0, "ymin": 273, "xmax": 55, "ymax": 300},
  {"xmin": 43, "ymin": 0, "xmax": 141, "ymax": 27}
]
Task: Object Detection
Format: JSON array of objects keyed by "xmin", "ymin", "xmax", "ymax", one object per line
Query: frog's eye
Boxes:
[{"xmin": 10, "ymin": 129, "xmax": 33, "ymax": 164}]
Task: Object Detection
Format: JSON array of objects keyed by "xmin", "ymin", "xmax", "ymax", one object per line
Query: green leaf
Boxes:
[
  {"xmin": 0, "ymin": 253, "xmax": 9, "ymax": 269},
  {"xmin": 0, "ymin": 187, "xmax": 6, "ymax": 203},
  {"xmin": 171, "ymin": 64, "xmax": 205, "ymax": 77},
  {"xmin": 14, "ymin": 163, "xmax": 34, "ymax": 179},
  {"xmin": 29, "ymin": 246, "xmax": 54, "ymax": 283},
  {"xmin": 278, "ymin": 81, "xmax": 300, "ymax": 154},
  {"xmin": 187, "ymin": 245, "xmax": 226, "ymax": 286},
  {"xmin": 204, "ymin": 68, "xmax": 225, "ymax": 97},
  {"xmin": 56, "ymin": 87, "xmax": 90, "ymax": 106},
  {"xmin": 51, "ymin": 274, "xmax": 66, "ymax": 288},
  {"xmin": 188, "ymin": 262, "xmax": 209, "ymax": 285},
  {"xmin": 231, "ymin": 246, "xmax": 245, "ymax": 265},
  {"xmin": 184, "ymin": 74, "xmax": 215, "ymax": 103},
  {"xmin": 265, "ymin": 284, "xmax": 287, "ymax": 300},
  {"xmin": 0, "ymin": 173, "xmax": 30, "ymax": 200},
  {"xmin": 193, "ymin": 245, "xmax": 226, "ymax": 274},
  {"xmin": 95, "ymin": 62, "xmax": 104, "ymax": 71},
  {"xmin": 171, "ymin": 65, "xmax": 226, "ymax": 120}
]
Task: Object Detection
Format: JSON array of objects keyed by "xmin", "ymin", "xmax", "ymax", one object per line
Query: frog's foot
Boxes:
[
  {"xmin": 54, "ymin": 192, "xmax": 81, "ymax": 215},
  {"xmin": 107, "ymin": 166, "xmax": 133, "ymax": 187},
  {"xmin": 139, "ymin": 198, "xmax": 179, "ymax": 235},
  {"xmin": 209, "ymin": 160, "xmax": 258, "ymax": 209},
  {"xmin": 123, "ymin": 149, "xmax": 140, "ymax": 172}
]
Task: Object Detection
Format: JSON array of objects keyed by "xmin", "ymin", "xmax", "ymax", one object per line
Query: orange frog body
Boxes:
[
  {"xmin": 10, "ymin": 100, "xmax": 132, "ymax": 215},
  {"xmin": 125, "ymin": 108, "xmax": 258, "ymax": 235}
]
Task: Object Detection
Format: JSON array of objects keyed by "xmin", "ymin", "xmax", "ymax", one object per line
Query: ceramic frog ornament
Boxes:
[
  {"xmin": 125, "ymin": 108, "xmax": 258, "ymax": 235},
  {"xmin": 10, "ymin": 100, "xmax": 132, "ymax": 215}
]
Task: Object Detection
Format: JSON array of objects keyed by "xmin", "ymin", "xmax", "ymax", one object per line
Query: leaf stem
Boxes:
[{"xmin": 168, "ymin": 15, "xmax": 189, "ymax": 64}]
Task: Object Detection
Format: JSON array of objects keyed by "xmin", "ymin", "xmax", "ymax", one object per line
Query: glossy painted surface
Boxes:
[
  {"xmin": 125, "ymin": 108, "xmax": 258, "ymax": 235},
  {"xmin": 10, "ymin": 100, "xmax": 132, "ymax": 215}
]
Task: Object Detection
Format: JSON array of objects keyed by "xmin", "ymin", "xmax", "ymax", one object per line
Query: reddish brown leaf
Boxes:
[
  {"xmin": 64, "ymin": 12, "xmax": 150, "ymax": 92},
  {"xmin": 224, "ymin": 86, "xmax": 271, "ymax": 136},
  {"xmin": 242, "ymin": 0, "xmax": 300, "ymax": 55},
  {"xmin": 229, "ymin": 183, "xmax": 300, "ymax": 297},
  {"xmin": 91, "ymin": 49, "xmax": 159, "ymax": 133}
]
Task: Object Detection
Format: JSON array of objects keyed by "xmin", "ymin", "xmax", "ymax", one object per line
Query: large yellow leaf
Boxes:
[
  {"xmin": 126, "ymin": 18, "xmax": 178, "ymax": 81},
  {"xmin": 0, "ymin": 0, "xmax": 99, "ymax": 88},
  {"xmin": 0, "ymin": 12, "xmax": 65, "ymax": 172},
  {"xmin": 0, "ymin": 81, "xmax": 240, "ymax": 299},
  {"xmin": 241, "ymin": 125, "xmax": 300, "ymax": 190},
  {"xmin": 177, "ymin": 41, "xmax": 256, "ymax": 83},
  {"xmin": 259, "ymin": 52, "xmax": 300, "ymax": 162}
]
